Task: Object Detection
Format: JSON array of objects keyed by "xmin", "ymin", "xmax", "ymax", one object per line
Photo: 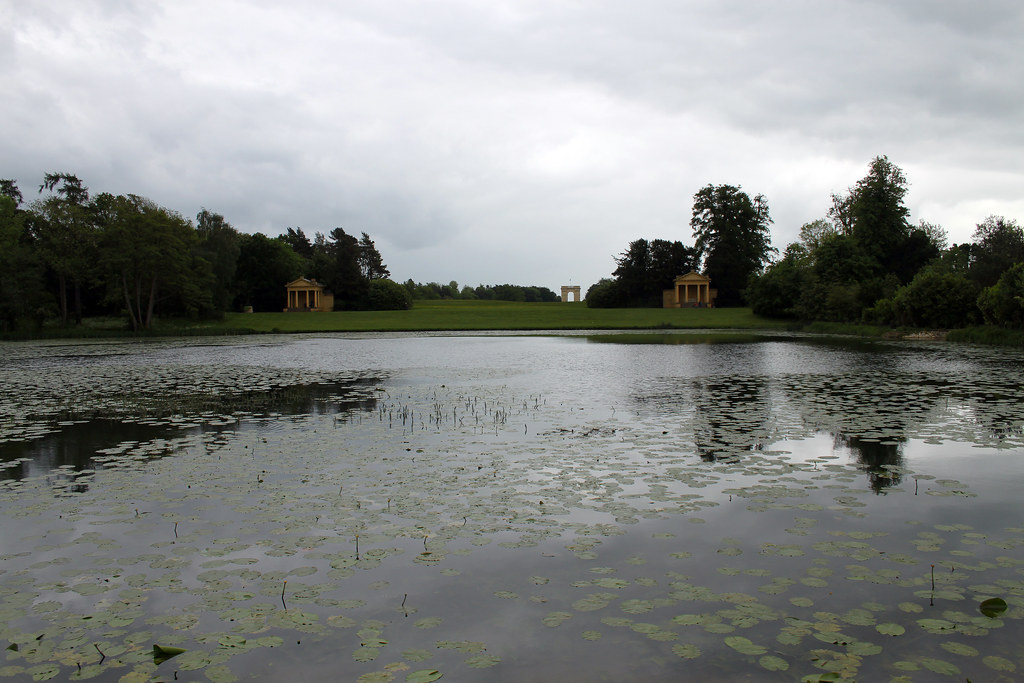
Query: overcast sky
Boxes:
[{"xmin": 4, "ymin": 1, "xmax": 1023, "ymax": 291}]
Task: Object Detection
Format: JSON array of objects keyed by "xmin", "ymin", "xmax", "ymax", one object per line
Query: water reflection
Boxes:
[
  {"xmin": 0, "ymin": 379, "xmax": 381, "ymax": 486},
  {"xmin": 833, "ymin": 433, "xmax": 905, "ymax": 492},
  {"xmin": 623, "ymin": 338, "xmax": 1018, "ymax": 490},
  {"xmin": 690, "ymin": 376, "xmax": 772, "ymax": 462}
]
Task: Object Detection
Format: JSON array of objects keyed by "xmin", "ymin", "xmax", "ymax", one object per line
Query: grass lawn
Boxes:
[{"xmin": 197, "ymin": 300, "xmax": 790, "ymax": 334}]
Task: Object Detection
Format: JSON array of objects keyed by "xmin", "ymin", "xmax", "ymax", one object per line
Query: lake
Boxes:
[{"xmin": 1, "ymin": 332, "xmax": 1023, "ymax": 682}]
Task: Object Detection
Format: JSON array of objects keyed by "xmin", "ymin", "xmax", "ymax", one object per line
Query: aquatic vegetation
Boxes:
[{"xmin": 0, "ymin": 334, "xmax": 1023, "ymax": 680}]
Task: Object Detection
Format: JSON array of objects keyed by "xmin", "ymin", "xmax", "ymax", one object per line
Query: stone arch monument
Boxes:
[{"xmin": 560, "ymin": 285, "xmax": 581, "ymax": 302}]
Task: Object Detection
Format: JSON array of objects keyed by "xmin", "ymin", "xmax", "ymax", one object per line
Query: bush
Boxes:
[
  {"xmin": 977, "ymin": 263, "xmax": 1024, "ymax": 328},
  {"xmin": 366, "ymin": 279, "xmax": 412, "ymax": 310},
  {"xmin": 585, "ymin": 278, "xmax": 625, "ymax": 308},
  {"xmin": 872, "ymin": 271, "xmax": 978, "ymax": 328},
  {"xmin": 868, "ymin": 270, "xmax": 978, "ymax": 328},
  {"xmin": 745, "ymin": 250, "xmax": 806, "ymax": 318}
]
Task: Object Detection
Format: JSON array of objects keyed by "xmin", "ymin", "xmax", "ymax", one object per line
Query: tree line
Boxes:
[
  {"xmin": 587, "ymin": 156, "xmax": 1024, "ymax": 330},
  {"xmin": 746, "ymin": 157, "xmax": 1023, "ymax": 329},
  {"xmin": 0, "ymin": 173, "xmax": 406, "ymax": 331},
  {"xmin": 401, "ymin": 280, "xmax": 560, "ymax": 302},
  {"xmin": 587, "ymin": 182, "xmax": 774, "ymax": 307}
]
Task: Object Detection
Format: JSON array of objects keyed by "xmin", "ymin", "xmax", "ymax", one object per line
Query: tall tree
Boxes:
[
  {"xmin": 969, "ymin": 215, "xmax": 1024, "ymax": 289},
  {"xmin": 691, "ymin": 184, "xmax": 775, "ymax": 306},
  {"xmin": 195, "ymin": 208, "xmax": 241, "ymax": 315},
  {"xmin": 357, "ymin": 232, "xmax": 390, "ymax": 280},
  {"xmin": 234, "ymin": 233, "xmax": 305, "ymax": 312},
  {"xmin": 322, "ymin": 227, "xmax": 365, "ymax": 308},
  {"xmin": 612, "ymin": 238, "xmax": 696, "ymax": 307},
  {"xmin": 280, "ymin": 227, "xmax": 314, "ymax": 261},
  {"xmin": 32, "ymin": 173, "xmax": 94, "ymax": 325},
  {"xmin": 0, "ymin": 179, "xmax": 24, "ymax": 206},
  {"xmin": 831, "ymin": 156, "xmax": 915, "ymax": 277},
  {"xmin": 93, "ymin": 194, "xmax": 206, "ymax": 331},
  {"xmin": 0, "ymin": 192, "xmax": 49, "ymax": 330}
]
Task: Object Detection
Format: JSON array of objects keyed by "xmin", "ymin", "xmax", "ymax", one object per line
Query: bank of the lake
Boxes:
[
  {"xmin": 2, "ymin": 301, "xmax": 789, "ymax": 339},
  {"xmin": 6, "ymin": 300, "xmax": 1023, "ymax": 346}
]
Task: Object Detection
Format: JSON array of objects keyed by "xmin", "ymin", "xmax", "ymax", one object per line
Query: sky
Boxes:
[{"xmin": 4, "ymin": 1, "xmax": 1023, "ymax": 292}]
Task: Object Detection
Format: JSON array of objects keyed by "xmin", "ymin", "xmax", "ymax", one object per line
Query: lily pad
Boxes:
[
  {"xmin": 152, "ymin": 644, "xmax": 187, "ymax": 664},
  {"xmin": 978, "ymin": 597, "xmax": 1007, "ymax": 618}
]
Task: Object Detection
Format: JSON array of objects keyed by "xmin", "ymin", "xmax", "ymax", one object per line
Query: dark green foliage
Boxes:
[
  {"xmin": 367, "ymin": 278, "xmax": 412, "ymax": 310},
  {"xmin": 403, "ymin": 281, "xmax": 558, "ymax": 302},
  {"xmin": 31, "ymin": 173, "xmax": 95, "ymax": 326},
  {"xmin": 0, "ymin": 179, "xmax": 24, "ymax": 206},
  {"xmin": 691, "ymin": 184, "xmax": 774, "ymax": 306},
  {"xmin": 745, "ymin": 245, "xmax": 807, "ymax": 318},
  {"xmin": 867, "ymin": 269, "xmax": 979, "ymax": 328},
  {"xmin": 840, "ymin": 156, "xmax": 912, "ymax": 273},
  {"xmin": 753, "ymin": 157, "xmax": 973, "ymax": 326},
  {"xmin": 612, "ymin": 238, "xmax": 697, "ymax": 307},
  {"xmin": 977, "ymin": 262, "xmax": 1024, "ymax": 328},
  {"xmin": 194, "ymin": 209, "xmax": 240, "ymax": 317},
  {"xmin": 3, "ymin": 174, "xmax": 399, "ymax": 322},
  {"xmin": 357, "ymin": 232, "xmax": 390, "ymax": 281},
  {"xmin": 234, "ymin": 233, "xmax": 305, "ymax": 313},
  {"xmin": 585, "ymin": 278, "xmax": 624, "ymax": 308},
  {"xmin": 969, "ymin": 216, "xmax": 1024, "ymax": 289},
  {"xmin": 280, "ymin": 227, "xmax": 314, "ymax": 260},
  {"xmin": 92, "ymin": 194, "xmax": 211, "ymax": 330},
  {"xmin": 321, "ymin": 228, "xmax": 367, "ymax": 309},
  {"xmin": 0, "ymin": 194, "xmax": 50, "ymax": 331}
]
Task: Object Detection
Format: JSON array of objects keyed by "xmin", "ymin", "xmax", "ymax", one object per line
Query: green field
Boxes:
[{"xmin": 197, "ymin": 300, "xmax": 789, "ymax": 334}]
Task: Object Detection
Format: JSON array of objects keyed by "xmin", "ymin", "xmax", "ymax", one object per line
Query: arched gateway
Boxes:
[{"xmin": 561, "ymin": 285, "xmax": 581, "ymax": 302}]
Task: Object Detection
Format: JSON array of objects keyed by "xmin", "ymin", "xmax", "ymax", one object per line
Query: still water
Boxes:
[{"xmin": 1, "ymin": 332, "xmax": 1022, "ymax": 681}]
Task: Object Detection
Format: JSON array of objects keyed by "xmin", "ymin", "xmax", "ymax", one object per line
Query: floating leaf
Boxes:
[
  {"xmin": 671, "ymin": 644, "xmax": 701, "ymax": 659},
  {"xmin": 406, "ymin": 670, "xmax": 443, "ymax": 683},
  {"xmin": 875, "ymin": 623, "xmax": 905, "ymax": 636},
  {"xmin": 465, "ymin": 654, "xmax": 500, "ymax": 669},
  {"xmin": 152, "ymin": 644, "xmax": 187, "ymax": 665},
  {"xmin": 724, "ymin": 636, "xmax": 766, "ymax": 656},
  {"xmin": 919, "ymin": 657, "xmax": 959, "ymax": 675},
  {"xmin": 759, "ymin": 655, "xmax": 788, "ymax": 671},
  {"xmin": 979, "ymin": 597, "xmax": 1007, "ymax": 618},
  {"xmin": 983, "ymin": 655, "xmax": 1016, "ymax": 672}
]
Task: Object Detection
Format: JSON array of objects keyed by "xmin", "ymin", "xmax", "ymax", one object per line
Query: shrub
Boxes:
[
  {"xmin": 977, "ymin": 263, "xmax": 1024, "ymax": 328},
  {"xmin": 366, "ymin": 279, "xmax": 412, "ymax": 311}
]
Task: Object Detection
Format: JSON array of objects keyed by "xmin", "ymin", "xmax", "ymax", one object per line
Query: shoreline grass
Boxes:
[
  {"xmin": 4, "ymin": 301, "xmax": 1022, "ymax": 346},
  {"xmin": 1, "ymin": 301, "xmax": 789, "ymax": 340}
]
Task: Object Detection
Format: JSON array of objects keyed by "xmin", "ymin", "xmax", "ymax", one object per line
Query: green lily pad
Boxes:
[
  {"xmin": 724, "ymin": 636, "xmax": 766, "ymax": 655},
  {"xmin": 152, "ymin": 644, "xmax": 187, "ymax": 664},
  {"xmin": 979, "ymin": 597, "xmax": 1007, "ymax": 618}
]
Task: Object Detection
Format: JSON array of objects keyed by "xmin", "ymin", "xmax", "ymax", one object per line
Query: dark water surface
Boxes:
[{"xmin": 1, "ymin": 332, "xmax": 1023, "ymax": 682}]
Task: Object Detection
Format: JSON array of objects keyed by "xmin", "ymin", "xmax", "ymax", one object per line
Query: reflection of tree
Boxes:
[
  {"xmin": 624, "ymin": 339, "xmax": 1024, "ymax": 489},
  {"xmin": 691, "ymin": 376, "xmax": 772, "ymax": 462},
  {"xmin": 833, "ymin": 434, "xmax": 904, "ymax": 493},
  {"xmin": 635, "ymin": 374, "xmax": 774, "ymax": 462},
  {"xmin": 0, "ymin": 379, "xmax": 381, "ymax": 490}
]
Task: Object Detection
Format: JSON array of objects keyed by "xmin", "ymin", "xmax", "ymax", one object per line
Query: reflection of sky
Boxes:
[{"xmin": 2, "ymin": 334, "xmax": 1024, "ymax": 681}]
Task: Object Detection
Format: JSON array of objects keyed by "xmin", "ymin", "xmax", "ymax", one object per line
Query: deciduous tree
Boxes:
[
  {"xmin": 690, "ymin": 184, "xmax": 774, "ymax": 306},
  {"xmin": 32, "ymin": 173, "xmax": 94, "ymax": 325}
]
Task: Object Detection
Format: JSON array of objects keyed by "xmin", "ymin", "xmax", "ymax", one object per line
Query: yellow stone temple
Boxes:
[
  {"xmin": 663, "ymin": 271, "xmax": 716, "ymax": 308},
  {"xmin": 284, "ymin": 277, "xmax": 334, "ymax": 312}
]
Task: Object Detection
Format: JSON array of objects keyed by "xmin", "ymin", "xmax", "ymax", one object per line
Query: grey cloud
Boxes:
[{"xmin": 3, "ymin": 0, "xmax": 1023, "ymax": 290}]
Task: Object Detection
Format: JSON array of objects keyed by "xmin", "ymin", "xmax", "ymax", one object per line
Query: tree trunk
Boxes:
[
  {"xmin": 57, "ymin": 273, "xmax": 68, "ymax": 327},
  {"xmin": 73, "ymin": 278, "xmax": 82, "ymax": 326},
  {"xmin": 144, "ymin": 275, "xmax": 158, "ymax": 330},
  {"xmin": 122, "ymin": 273, "xmax": 139, "ymax": 332}
]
